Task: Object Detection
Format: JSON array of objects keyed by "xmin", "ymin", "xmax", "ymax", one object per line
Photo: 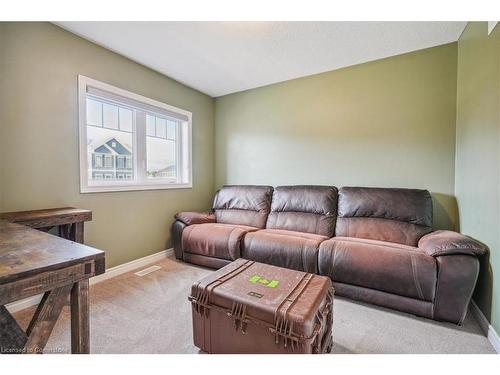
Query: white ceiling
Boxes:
[{"xmin": 56, "ymin": 22, "xmax": 466, "ymax": 97}]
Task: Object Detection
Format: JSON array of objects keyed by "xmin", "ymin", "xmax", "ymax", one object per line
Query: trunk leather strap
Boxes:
[
  {"xmin": 272, "ymin": 273, "xmax": 314, "ymax": 350},
  {"xmin": 190, "ymin": 260, "xmax": 254, "ymax": 317}
]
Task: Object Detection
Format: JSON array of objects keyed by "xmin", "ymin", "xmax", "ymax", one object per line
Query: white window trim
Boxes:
[{"xmin": 78, "ymin": 75, "xmax": 193, "ymax": 193}]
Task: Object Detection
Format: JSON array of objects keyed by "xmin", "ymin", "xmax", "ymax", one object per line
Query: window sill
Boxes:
[{"xmin": 80, "ymin": 183, "xmax": 193, "ymax": 194}]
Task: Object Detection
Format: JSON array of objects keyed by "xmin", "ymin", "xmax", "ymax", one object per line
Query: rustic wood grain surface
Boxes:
[
  {"xmin": 0, "ymin": 207, "xmax": 92, "ymax": 227},
  {"xmin": 0, "ymin": 217, "xmax": 105, "ymax": 354},
  {"xmin": 0, "ymin": 220, "xmax": 104, "ymax": 285}
]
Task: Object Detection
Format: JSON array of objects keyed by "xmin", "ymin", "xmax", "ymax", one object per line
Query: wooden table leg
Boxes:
[
  {"xmin": 25, "ymin": 285, "xmax": 72, "ymax": 354},
  {"xmin": 70, "ymin": 279, "xmax": 90, "ymax": 354},
  {"xmin": 71, "ymin": 222, "xmax": 85, "ymax": 244},
  {"xmin": 58, "ymin": 224, "xmax": 71, "ymax": 240}
]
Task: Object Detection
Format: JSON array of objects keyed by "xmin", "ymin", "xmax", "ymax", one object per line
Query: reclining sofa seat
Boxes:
[
  {"xmin": 318, "ymin": 187, "xmax": 485, "ymax": 324},
  {"xmin": 172, "ymin": 185, "xmax": 486, "ymax": 325},
  {"xmin": 318, "ymin": 187, "xmax": 436, "ymax": 318},
  {"xmin": 241, "ymin": 185, "xmax": 337, "ymax": 273},
  {"xmin": 172, "ymin": 185, "xmax": 273, "ymax": 269}
]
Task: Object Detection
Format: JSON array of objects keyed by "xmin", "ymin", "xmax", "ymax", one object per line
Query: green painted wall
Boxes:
[
  {"xmin": 455, "ymin": 22, "xmax": 500, "ymax": 333},
  {"xmin": 215, "ymin": 43, "xmax": 459, "ymax": 230},
  {"xmin": 2, "ymin": 22, "xmax": 499, "ymax": 332},
  {"xmin": 0, "ymin": 22, "xmax": 215, "ymax": 268}
]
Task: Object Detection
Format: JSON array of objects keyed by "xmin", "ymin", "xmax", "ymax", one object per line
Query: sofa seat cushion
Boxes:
[
  {"xmin": 182, "ymin": 223, "xmax": 258, "ymax": 261},
  {"xmin": 318, "ymin": 237, "xmax": 437, "ymax": 301},
  {"xmin": 242, "ymin": 229, "xmax": 328, "ymax": 273}
]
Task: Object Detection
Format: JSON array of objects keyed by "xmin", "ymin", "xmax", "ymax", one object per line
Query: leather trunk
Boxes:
[{"xmin": 189, "ymin": 259, "xmax": 334, "ymax": 354}]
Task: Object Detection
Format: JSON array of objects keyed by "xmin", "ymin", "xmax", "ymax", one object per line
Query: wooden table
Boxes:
[
  {"xmin": 0, "ymin": 207, "xmax": 92, "ymax": 244},
  {"xmin": 0, "ymin": 220, "xmax": 105, "ymax": 354}
]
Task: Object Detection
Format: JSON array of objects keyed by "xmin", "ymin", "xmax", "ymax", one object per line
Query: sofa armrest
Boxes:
[
  {"xmin": 174, "ymin": 211, "xmax": 216, "ymax": 226},
  {"xmin": 171, "ymin": 220, "xmax": 186, "ymax": 260},
  {"xmin": 433, "ymin": 255, "xmax": 479, "ymax": 324},
  {"xmin": 418, "ymin": 230, "xmax": 486, "ymax": 257}
]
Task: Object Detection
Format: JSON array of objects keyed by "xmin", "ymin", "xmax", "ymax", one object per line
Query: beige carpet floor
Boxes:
[{"xmin": 14, "ymin": 256, "xmax": 496, "ymax": 354}]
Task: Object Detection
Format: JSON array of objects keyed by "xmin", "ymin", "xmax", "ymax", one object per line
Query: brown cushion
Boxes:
[
  {"xmin": 242, "ymin": 229, "xmax": 328, "ymax": 273},
  {"xmin": 335, "ymin": 217, "xmax": 432, "ymax": 247},
  {"xmin": 182, "ymin": 223, "xmax": 258, "ymax": 260},
  {"xmin": 213, "ymin": 185, "xmax": 273, "ymax": 228},
  {"xmin": 175, "ymin": 211, "xmax": 215, "ymax": 226},
  {"xmin": 418, "ymin": 230, "xmax": 487, "ymax": 257},
  {"xmin": 336, "ymin": 187, "xmax": 433, "ymax": 246},
  {"xmin": 266, "ymin": 185, "xmax": 338, "ymax": 236},
  {"xmin": 318, "ymin": 237, "xmax": 437, "ymax": 301}
]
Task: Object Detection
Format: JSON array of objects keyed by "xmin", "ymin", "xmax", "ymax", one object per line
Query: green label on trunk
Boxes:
[{"xmin": 249, "ymin": 275, "xmax": 279, "ymax": 288}]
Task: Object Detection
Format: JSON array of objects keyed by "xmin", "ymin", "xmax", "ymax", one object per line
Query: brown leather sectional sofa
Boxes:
[{"xmin": 172, "ymin": 185, "xmax": 486, "ymax": 324}]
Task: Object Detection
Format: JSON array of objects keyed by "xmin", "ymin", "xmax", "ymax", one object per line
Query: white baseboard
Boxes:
[
  {"xmin": 6, "ymin": 248, "xmax": 174, "ymax": 314},
  {"xmin": 6, "ymin": 294, "xmax": 44, "ymax": 313},
  {"xmin": 89, "ymin": 248, "xmax": 174, "ymax": 285},
  {"xmin": 470, "ymin": 300, "xmax": 500, "ymax": 354}
]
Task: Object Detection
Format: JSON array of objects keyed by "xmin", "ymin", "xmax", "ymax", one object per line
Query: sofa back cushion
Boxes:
[
  {"xmin": 336, "ymin": 187, "xmax": 433, "ymax": 246},
  {"xmin": 213, "ymin": 185, "xmax": 274, "ymax": 228},
  {"xmin": 266, "ymin": 185, "xmax": 338, "ymax": 236}
]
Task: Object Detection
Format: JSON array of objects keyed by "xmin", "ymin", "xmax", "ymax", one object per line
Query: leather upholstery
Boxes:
[
  {"xmin": 213, "ymin": 185, "xmax": 273, "ymax": 228},
  {"xmin": 335, "ymin": 217, "xmax": 432, "ymax": 248},
  {"xmin": 175, "ymin": 212, "xmax": 215, "ymax": 226},
  {"xmin": 266, "ymin": 185, "xmax": 337, "ymax": 236},
  {"xmin": 336, "ymin": 187, "xmax": 433, "ymax": 246},
  {"xmin": 433, "ymin": 255, "xmax": 479, "ymax": 324},
  {"xmin": 318, "ymin": 237, "xmax": 436, "ymax": 301},
  {"xmin": 332, "ymin": 281, "xmax": 434, "ymax": 319},
  {"xmin": 419, "ymin": 230, "xmax": 487, "ymax": 257},
  {"xmin": 182, "ymin": 223, "xmax": 258, "ymax": 261},
  {"xmin": 182, "ymin": 252, "xmax": 232, "ymax": 269},
  {"xmin": 242, "ymin": 229, "xmax": 327, "ymax": 273},
  {"xmin": 172, "ymin": 184, "xmax": 485, "ymax": 325},
  {"xmin": 171, "ymin": 220, "xmax": 186, "ymax": 260}
]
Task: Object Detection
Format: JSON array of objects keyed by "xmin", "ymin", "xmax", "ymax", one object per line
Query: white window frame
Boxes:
[{"xmin": 78, "ymin": 75, "xmax": 193, "ymax": 193}]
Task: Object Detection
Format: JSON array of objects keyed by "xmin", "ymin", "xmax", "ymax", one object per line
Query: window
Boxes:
[
  {"xmin": 145, "ymin": 114, "xmax": 178, "ymax": 179},
  {"xmin": 116, "ymin": 156, "xmax": 125, "ymax": 170},
  {"xmin": 103, "ymin": 155, "xmax": 113, "ymax": 169},
  {"xmin": 94, "ymin": 154, "xmax": 103, "ymax": 168},
  {"xmin": 78, "ymin": 75, "xmax": 192, "ymax": 193}
]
